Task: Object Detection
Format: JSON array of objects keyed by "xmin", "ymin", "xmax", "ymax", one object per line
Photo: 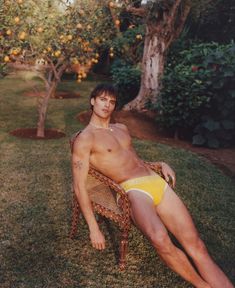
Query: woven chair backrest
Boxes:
[{"xmin": 70, "ymin": 130, "xmax": 122, "ymax": 215}]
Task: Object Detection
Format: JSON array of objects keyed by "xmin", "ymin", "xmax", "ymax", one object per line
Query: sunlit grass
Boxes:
[{"xmin": 0, "ymin": 74, "xmax": 234, "ymax": 288}]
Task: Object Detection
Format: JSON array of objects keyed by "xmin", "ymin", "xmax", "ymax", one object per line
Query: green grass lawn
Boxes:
[{"xmin": 0, "ymin": 74, "xmax": 234, "ymax": 288}]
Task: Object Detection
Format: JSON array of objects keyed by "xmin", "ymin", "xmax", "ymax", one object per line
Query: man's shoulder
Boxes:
[
  {"xmin": 113, "ymin": 123, "xmax": 129, "ymax": 131},
  {"xmin": 71, "ymin": 128, "xmax": 93, "ymax": 152}
]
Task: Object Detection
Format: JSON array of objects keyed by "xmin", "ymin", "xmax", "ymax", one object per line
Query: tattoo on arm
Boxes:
[{"xmin": 74, "ymin": 160, "xmax": 83, "ymax": 169}]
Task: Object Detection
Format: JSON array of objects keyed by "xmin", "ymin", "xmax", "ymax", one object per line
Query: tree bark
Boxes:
[
  {"xmin": 124, "ymin": 26, "xmax": 166, "ymax": 110},
  {"xmin": 123, "ymin": 1, "xmax": 191, "ymax": 111},
  {"xmin": 36, "ymin": 80, "xmax": 57, "ymax": 137},
  {"xmin": 36, "ymin": 62, "xmax": 67, "ymax": 138}
]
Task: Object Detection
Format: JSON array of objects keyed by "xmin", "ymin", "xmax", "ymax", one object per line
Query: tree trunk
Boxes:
[
  {"xmin": 123, "ymin": 1, "xmax": 191, "ymax": 112},
  {"xmin": 123, "ymin": 26, "xmax": 166, "ymax": 111},
  {"xmin": 36, "ymin": 80, "xmax": 57, "ymax": 137}
]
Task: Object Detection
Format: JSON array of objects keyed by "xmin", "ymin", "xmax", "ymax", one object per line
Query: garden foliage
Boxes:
[
  {"xmin": 156, "ymin": 41, "xmax": 235, "ymax": 148},
  {"xmin": 109, "ymin": 26, "xmax": 144, "ymax": 108},
  {"xmin": 111, "ymin": 59, "xmax": 141, "ymax": 108}
]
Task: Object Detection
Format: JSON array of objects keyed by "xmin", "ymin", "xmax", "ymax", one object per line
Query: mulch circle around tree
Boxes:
[
  {"xmin": 24, "ymin": 91, "xmax": 80, "ymax": 99},
  {"xmin": 10, "ymin": 128, "xmax": 66, "ymax": 139}
]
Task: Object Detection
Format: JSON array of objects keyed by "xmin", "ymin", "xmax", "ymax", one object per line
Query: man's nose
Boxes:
[{"xmin": 105, "ymin": 101, "xmax": 110, "ymax": 108}]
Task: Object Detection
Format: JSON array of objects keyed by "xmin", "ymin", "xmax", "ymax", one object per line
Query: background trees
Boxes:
[
  {"xmin": 108, "ymin": 0, "xmax": 235, "ymax": 147},
  {"xmin": 0, "ymin": 0, "xmax": 114, "ymax": 137}
]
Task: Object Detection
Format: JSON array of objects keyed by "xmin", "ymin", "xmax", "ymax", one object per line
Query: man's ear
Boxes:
[{"xmin": 90, "ymin": 97, "xmax": 95, "ymax": 107}]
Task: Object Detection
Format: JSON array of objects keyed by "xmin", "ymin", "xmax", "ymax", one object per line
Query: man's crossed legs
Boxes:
[{"xmin": 128, "ymin": 186, "xmax": 233, "ymax": 288}]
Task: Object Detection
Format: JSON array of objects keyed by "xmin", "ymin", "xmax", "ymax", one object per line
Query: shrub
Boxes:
[
  {"xmin": 108, "ymin": 25, "xmax": 145, "ymax": 65},
  {"xmin": 111, "ymin": 59, "xmax": 141, "ymax": 108},
  {"xmin": 156, "ymin": 41, "xmax": 235, "ymax": 148}
]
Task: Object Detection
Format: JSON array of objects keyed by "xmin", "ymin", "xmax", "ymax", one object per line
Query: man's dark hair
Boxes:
[{"xmin": 90, "ymin": 83, "xmax": 118, "ymax": 110}]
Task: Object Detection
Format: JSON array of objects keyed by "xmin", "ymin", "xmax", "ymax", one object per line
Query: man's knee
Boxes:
[
  {"xmin": 185, "ymin": 235, "xmax": 208, "ymax": 260},
  {"xmin": 147, "ymin": 228, "xmax": 173, "ymax": 254}
]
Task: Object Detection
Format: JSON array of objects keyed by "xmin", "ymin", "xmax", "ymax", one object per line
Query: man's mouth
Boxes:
[{"xmin": 102, "ymin": 109, "xmax": 109, "ymax": 113}]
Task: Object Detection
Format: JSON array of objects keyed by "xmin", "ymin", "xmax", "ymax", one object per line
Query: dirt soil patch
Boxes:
[
  {"xmin": 24, "ymin": 90, "xmax": 80, "ymax": 99},
  {"xmin": 78, "ymin": 110, "xmax": 235, "ymax": 179},
  {"xmin": 10, "ymin": 128, "xmax": 66, "ymax": 139}
]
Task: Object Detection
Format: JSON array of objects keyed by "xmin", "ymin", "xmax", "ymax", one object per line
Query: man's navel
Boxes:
[{"xmin": 107, "ymin": 148, "xmax": 112, "ymax": 152}]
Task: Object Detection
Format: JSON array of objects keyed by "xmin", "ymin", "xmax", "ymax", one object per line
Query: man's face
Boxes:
[{"xmin": 91, "ymin": 92, "xmax": 116, "ymax": 118}]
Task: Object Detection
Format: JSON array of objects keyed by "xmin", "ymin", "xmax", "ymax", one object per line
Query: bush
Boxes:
[
  {"xmin": 0, "ymin": 63, "xmax": 8, "ymax": 78},
  {"xmin": 111, "ymin": 59, "xmax": 141, "ymax": 108},
  {"xmin": 156, "ymin": 41, "xmax": 235, "ymax": 148}
]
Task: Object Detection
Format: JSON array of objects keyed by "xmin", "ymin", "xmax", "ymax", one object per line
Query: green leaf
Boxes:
[
  {"xmin": 203, "ymin": 120, "xmax": 220, "ymax": 131},
  {"xmin": 192, "ymin": 134, "xmax": 206, "ymax": 146},
  {"xmin": 221, "ymin": 120, "xmax": 235, "ymax": 130},
  {"xmin": 207, "ymin": 137, "xmax": 220, "ymax": 148}
]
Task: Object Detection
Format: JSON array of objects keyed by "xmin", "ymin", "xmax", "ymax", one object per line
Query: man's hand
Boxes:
[
  {"xmin": 90, "ymin": 228, "xmax": 106, "ymax": 250},
  {"xmin": 161, "ymin": 162, "xmax": 176, "ymax": 188}
]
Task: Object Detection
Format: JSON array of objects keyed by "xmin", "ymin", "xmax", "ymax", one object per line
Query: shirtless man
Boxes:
[{"xmin": 72, "ymin": 83, "xmax": 233, "ymax": 288}]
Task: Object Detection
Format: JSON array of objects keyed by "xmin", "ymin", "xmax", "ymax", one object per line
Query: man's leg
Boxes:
[
  {"xmin": 156, "ymin": 186, "xmax": 233, "ymax": 288},
  {"xmin": 128, "ymin": 190, "xmax": 210, "ymax": 288}
]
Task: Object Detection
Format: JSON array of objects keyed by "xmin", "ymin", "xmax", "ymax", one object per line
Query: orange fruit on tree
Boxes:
[
  {"xmin": 4, "ymin": 55, "xmax": 10, "ymax": 62},
  {"xmin": 136, "ymin": 34, "xmax": 142, "ymax": 40},
  {"xmin": 76, "ymin": 23, "xmax": 82, "ymax": 29},
  {"xmin": 14, "ymin": 17, "xmax": 20, "ymax": 24},
  {"xmin": 19, "ymin": 31, "xmax": 26, "ymax": 40},
  {"xmin": 110, "ymin": 52, "xmax": 114, "ymax": 58},
  {"xmin": 37, "ymin": 27, "xmax": 43, "ymax": 33},
  {"xmin": 115, "ymin": 19, "xmax": 120, "ymax": 26},
  {"xmin": 6, "ymin": 29, "xmax": 12, "ymax": 36},
  {"xmin": 54, "ymin": 50, "xmax": 61, "ymax": 57},
  {"xmin": 67, "ymin": 35, "xmax": 73, "ymax": 41},
  {"xmin": 11, "ymin": 49, "xmax": 18, "ymax": 55}
]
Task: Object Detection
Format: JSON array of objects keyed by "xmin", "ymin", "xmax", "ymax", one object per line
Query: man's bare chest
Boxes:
[{"xmin": 91, "ymin": 129, "xmax": 131, "ymax": 155}]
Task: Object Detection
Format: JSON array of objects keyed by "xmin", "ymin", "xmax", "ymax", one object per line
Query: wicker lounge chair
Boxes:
[{"xmin": 69, "ymin": 131, "xmax": 164, "ymax": 270}]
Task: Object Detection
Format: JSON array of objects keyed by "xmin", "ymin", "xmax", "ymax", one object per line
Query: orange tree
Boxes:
[{"xmin": 0, "ymin": 0, "xmax": 116, "ymax": 137}]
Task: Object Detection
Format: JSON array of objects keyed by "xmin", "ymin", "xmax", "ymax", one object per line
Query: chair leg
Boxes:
[
  {"xmin": 119, "ymin": 231, "xmax": 128, "ymax": 270},
  {"xmin": 69, "ymin": 195, "xmax": 80, "ymax": 239}
]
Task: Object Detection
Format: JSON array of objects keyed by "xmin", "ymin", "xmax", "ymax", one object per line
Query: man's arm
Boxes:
[
  {"xmin": 71, "ymin": 132, "xmax": 105, "ymax": 250},
  {"xmin": 155, "ymin": 161, "xmax": 176, "ymax": 188}
]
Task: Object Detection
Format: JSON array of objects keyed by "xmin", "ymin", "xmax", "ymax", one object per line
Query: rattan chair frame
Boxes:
[{"xmin": 69, "ymin": 131, "xmax": 163, "ymax": 270}]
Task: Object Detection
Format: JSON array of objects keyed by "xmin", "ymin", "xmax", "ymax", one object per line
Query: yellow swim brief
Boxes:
[{"xmin": 119, "ymin": 174, "xmax": 168, "ymax": 206}]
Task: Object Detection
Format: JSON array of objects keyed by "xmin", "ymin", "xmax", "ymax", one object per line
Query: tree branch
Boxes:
[
  {"xmin": 45, "ymin": 56, "xmax": 60, "ymax": 81},
  {"xmin": 126, "ymin": 6, "xmax": 147, "ymax": 17},
  {"xmin": 174, "ymin": 4, "xmax": 191, "ymax": 40},
  {"xmin": 170, "ymin": 0, "xmax": 182, "ymax": 20}
]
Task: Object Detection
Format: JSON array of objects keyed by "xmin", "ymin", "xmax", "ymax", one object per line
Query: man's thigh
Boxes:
[
  {"xmin": 127, "ymin": 190, "xmax": 167, "ymax": 236},
  {"xmin": 156, "ymin": 186, "xmax": 200, "ymax": 244}
]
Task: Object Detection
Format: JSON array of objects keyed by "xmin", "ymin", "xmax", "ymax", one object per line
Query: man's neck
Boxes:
[{"xmin": 89, "ymin": 113, "xmax": 111, "ymax": 129}]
